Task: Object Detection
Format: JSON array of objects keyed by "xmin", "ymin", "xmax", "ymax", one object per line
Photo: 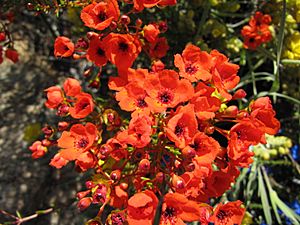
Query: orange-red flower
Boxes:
[
  {"xmin": 49, "ymin": 153, "xmax": 68, "ymax": 169},
  {"xmin": 165, "ymin": 104, "xmax": 198, "ymax": 149},
  {"xmin": 110, "ymin": 185, "xmax": 128, "ymax": 208},
  {"xmin": 63, "ymin": 78, "xmax": 82, "ymax": 97},
  {"xmin": 75, "ymin": 151, "xmax": 96, "ymax": 172},
  {"xmin": 160, "ymin": 193, "xmax": 202, "ymax": 225},
  {"xmin": 54, "ymin": 36, "xmax": 74, "ymax": 57},
  {"xmin": 149, "ymin": 37, "xmax": 169, "ymax": 59},
  {"xmin": 80, "ymin": 1, "xmax": 120, "ymax": 30},
  {"xmin": 174, "ymin": 44, "xmax": 212, "ymax": 82},
  {"xmin": 127, "ymin": 190, "xmax": 158, "ymax": 225},
  {"xmin": 144, "ymin": 70, "xmax": 194, "ymax": 113},
  {"xmin": 5, "ymin": 49, "xmax": 19, "ymax": 63},
  {"xmin": 241, "ymin": 11, "xmax": 272, "ymax": 49},
  {"xmin": 209, "ymin": 200, "xmax": 245, "ymax": 225},
  {"xmin": 44, "ymin": 86, "xmax": 64, "ymax": 109},
  {"xmin": 144, "ymin": 24, "xmax": 160, "ymax": 43},
  {"xmin": 103, "ymin": 33, "xmax": 141, "ymax": 70},
  {"xmin": 29, "ymin": 141, "xmax": 47, "ymax": 159},
  {"xmin": 51, "ymin": 123, "xmax": 97, "ymax": 168},
  {"xmin": 133, "ymin": 0, "xmax": 161, "ymax": 11},
  {"xmin": 69, "ymin": 93, "xmax": 94, "ymax": 119},
  {"xmin": 228, "ymin": 119, "xmax": 265, "ymax": 167},
  {"xmin": 86, "ymin": 35, "xmax": 108, "ymax": 67},
  {"xmin": 190, "ymin": 82, "xmax": 221, "ymax": 120},
  {"xmin": 183, "ymin": 132, "xmax": 221, "ymax": 163},
  {"xmin": 210, "ymin": 50, "xmax": 240, "ymax": 100},
  {"xmin": 117, "ymin": 114, "xmax": 153, "ymax": 148},
  {"xmin": 249, "ymin": 97, "xmax": 280, "ymax": 135}
]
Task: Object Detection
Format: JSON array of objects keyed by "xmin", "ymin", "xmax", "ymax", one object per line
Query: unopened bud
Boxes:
[
  {"xmin": 138, "ymin": 159, "xmax": 151, "ymax": 173},
  {"xmin": 58, "ymin": 121, "xmax": 69, "ymax": 131},
  {"xmin": 120, "ymin": 15, "xmax": 130, "ymax": 25},
  {"xmin": 110, "ymin": 170, "xmax": 121, "ymax": 181},
  {"xmin": 77, "ymin": 197, "xmax": 92, "ymax": 211},
  {"xmin": 56, "ymin": 104, "xmax": 69, "ymax": 117},
  {"xmin": 172, "ymin": 174, "xmax": 185, "ymax": 189},
  {"xmin": 120, "ymin": 182, "xmax": 128, "ymax": 190},
  {"xmin": 77, "ymin": 190, "xmax": 91, "ymax": 199},
  {"xmin": 182, "ymin": 147, "xmax": 196, "ymax": 159},
  {"xmin": 136, "ymin": 19, "xmax": 143, "ymax": 27},
  {"xmin": 85, "ymin": 181, "xmax": 94, "ymax": 189}
]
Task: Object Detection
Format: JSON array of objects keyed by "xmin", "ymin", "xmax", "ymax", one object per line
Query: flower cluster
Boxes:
[
  {"xmin": 241, "ymin": 11, "xmax": 273, "ymax": 50},
  {"xmin": 29, "ymin": 1, "xmax": 281, "ymax": 225},
  {"xmin": 0, "ymin": 11, "xmax": 19, "ymax": 64}
]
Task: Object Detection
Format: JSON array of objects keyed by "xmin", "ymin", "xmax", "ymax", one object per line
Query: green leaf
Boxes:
[{"xmin": 258, "ymin": 168, "xmax": 272, "ymax": 225}]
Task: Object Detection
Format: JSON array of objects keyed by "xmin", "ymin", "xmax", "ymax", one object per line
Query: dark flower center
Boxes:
[
  {"xmin": 175, "ymin": 124, "xmax": 184, "ymax": 137},
  {"xmin": 249, "ymin": 37, "xmax": 255, "ymax": 43},
  {"xmin": 185, "ymin": 65, "xmax": 197, "ymax": 75},
  {"xmin": 216, "ymin": 209, "xmax": 233, "ymax": 223},
  {"xmin": 77, "ymin": 138, "xmax": 89, "ymax": 148},
  {"xmin": 97, "ymin": 47, "xmax": 105, "ymax": 56},
  {"xmin": 163, "ymin": 207, "xmax": 177, "ymax": 221},
  {"xmin": 111, "ymin": 213, "xmax": 125, "ymax": 225},
  {"xmin": 136, "ymin": 98, "xmax": 148, "ymax": 108},
  {"xmin": 98, "ymin": 12, "xmax": 107, "ymax": 22},
  {"xmin": 118, "ymin": 42, "xmax": 129, "ymax": 52},
  {"xmin": 158, "ymin": 90, "xmax": 174, "ymax": 104}
]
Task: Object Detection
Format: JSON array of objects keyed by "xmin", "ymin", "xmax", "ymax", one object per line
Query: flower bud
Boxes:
[
  {"xmin": 120, "ymin": 182, "xmax": 128, "ymax": 190},
  {"xmin": 85, "ymin": 181, "xmax": 94, "ymax": 189},
  {"xmin": 58, "ymin": 121, "xmax": 69, "ymax": 131},
  {"xmin": 171, "ymin": 174, "xmax": 185, "ymax": 189},
  {"xmin": 232, "ymin": 89, "xmax": 247, "ymax": 100},
  {"xmin": 182, "ymin": 147, "xmax": 196, "ymax": 159},
  {"xmin": 138, "ymin": 159, "xmax": 151, "ymax": 173},
  {"xmin": 110, "ymin": 21, "xmax": 118, "ymax": 30},
  {"xmin": 224, "ymin": 105, "xmax": 238, "ymax": 117},
  {"xmin": 136, "ymin": 19, "xmax": 143, "ymax": 27},
  {"xmin": 42, "ymin": 126, "xmax": 53, "ymax": 136},
  {"xmin": 77, "ymin": 190, "xmax": 91, "ymax": 199},
  {"xmin": 155, "ymin": 172, "xmax": 164, "ymax": 183},
  {"xmin": 41, "ymin": 139, "xmax": 51, "ymax": 147},
  {"xmin": 110, "ymin": 170, "xmax": 121, "ymax": 181},
  {"xmin": 77, "ymin": 197, "xmax": 92, "ymax": 211},
  {"xmin": 204, "ymin": 126, "xmax": 215, "ymax": 135},
  {"xmin": 120, "ymin": 15, "xmax": 130, "ymax": 25},
  {"xmin": 87, "ymin": 32, "xmax": 99, "ymax": 40}
]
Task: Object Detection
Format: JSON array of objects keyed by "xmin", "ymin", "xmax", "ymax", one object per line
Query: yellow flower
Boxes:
[{"xmin": 283, "ymin": 32, "xmax": 300, "ymax": 59}]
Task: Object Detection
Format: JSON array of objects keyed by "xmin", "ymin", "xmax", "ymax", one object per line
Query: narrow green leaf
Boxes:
[
  {"xmin": 256, "ymin": 92, "xmax": 300, "ymax": 105},
  {"xmin": 258, "ymin": 168, "xmax": 272, "ymax": 225}
]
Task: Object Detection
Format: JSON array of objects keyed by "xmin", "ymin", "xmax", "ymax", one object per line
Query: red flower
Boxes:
[
  {"xmin": 29, "ymin": 141, "xmax": 47, "ymax": 159},
  {"xmin": 209, "ymin": 200, "xmax": 245, "ymax": 225},
  {"xmin": 54, "ymin": 36, "xmax": 74, "ymax": 57},
  {"xmin": 174, "ymin": 44, "xmax": 212, "ymax": 82},
  {"xmin": 49, "ymin": 153, "xmax": 68, "ymax": 169},
  {"xmin": 69, "ymin": 93, "xmax": 94, "ymax": 119},
  {"xmin": 210, "ymin": 50, "xmax": 240, "ymax": 100},
  {"xmin": 144, "ymin": 24, "xmax": 160, "ymax": 43},
  {"xmin": 133, "ymin": 0, "xmax": 161, "ymax": 11},
  {"xmin": 103, "ymin": 33, "xmax": 141, "ymax": 70},
  {"xmin": 183, "ymin": 132, "xmax": 221, "ymax": 162},
  {"xmin": 165, "ymin": 104, "xmax": 198, "ymax": 149},
  {"xmin": 249, "ymin": 97, "xmax": 280, "ymax": 135},
  {"xmin": 52, "ymin": 123, "xmax": 97, "ymax": 168},
  {"xmin": 110, "ymin": 185, "xmax": 128, "ymax": 208},
  {"xmin": 63, "ymin": 78, "xmax": 82, "ymax": 97},
  {"xmin": 228, "ymin": 120, "xmax": 265, "ymax": 167},
  {"xmin": 75, "ymin": 151, "xmax": 96, "ymax": 172},
  {"xmin": 5, "ymin": 49, "xmax": 19, "ymax": 63},
  {"xmin": 241, "ymin": 12, "xmax": 272, "ymax": 50},
  {"xmin": 86, "ymin": 36, "xmax": 108, "ymax": 67},
  {"xmin": 80, "ymin": 1, "xmax": 120, "ymax": 30},
  {"xmin": 160, "ymin": 193, "xmax": 202, "ymax": 225},
  {"xmin": 149, "ymin": 37, "xmax": 169, "ymax": 59},
  {"xmin": 44, "ymin": 86, "xmax": 64, "ymax": 109},
  {"xmin": 190, "ymin": 82, "xmax": 221, "ymax": 120},
  {"xmin": 144, "ymin": 70, "xmax": 194, "ymax": 113},
  {"xmin": 127, "ymin": 190, "xmax": 158, "ymax": 225},
  {"xmin": 117, "ymin": 114, "xmax": 153, "ymax": 148}
]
